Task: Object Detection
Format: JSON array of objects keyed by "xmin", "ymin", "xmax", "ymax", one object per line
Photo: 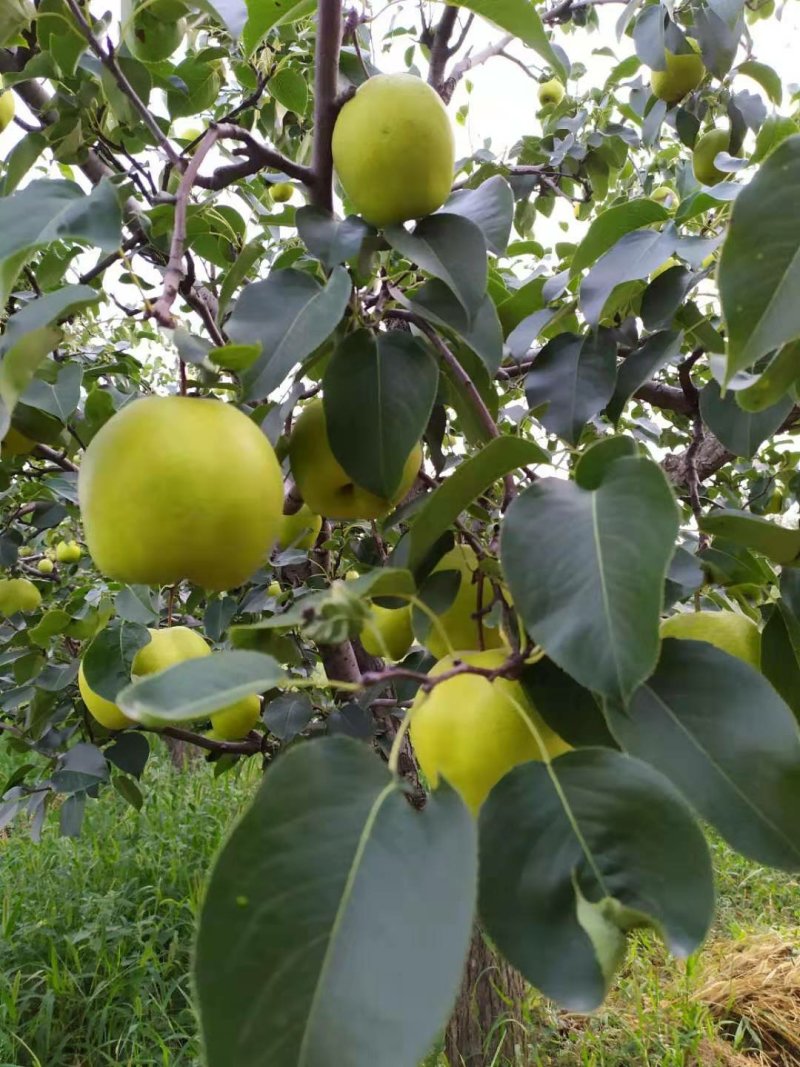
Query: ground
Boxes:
[{"xmin": 1, "ymin": 748, "xmax": 797, "ymax": 1067}]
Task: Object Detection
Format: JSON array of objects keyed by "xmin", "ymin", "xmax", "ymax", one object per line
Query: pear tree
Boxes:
[{"xmin": 2, "ymin": 1, "xmax": 800, "ymax": 1065}]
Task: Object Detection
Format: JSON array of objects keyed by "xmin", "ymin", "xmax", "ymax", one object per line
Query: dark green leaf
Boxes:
[
  {"xmin": 699, "ymin": 379, "xmax": 793, "ymax": 458},
  {"xmin": 580, "ymin": 225, "xmax": 677, "ymax": 327},
  {"xmin": 51, "ymin": 743, "xmax": 108, "ymax": 794},
  {"xmin": 105, "ymin": 732, "xmax": 150, "ymax": 779},
  {"xmin": 59, "ymin": 793, "xmax": 85, "ymax": 838},
  {"xmin": 699, "ymin": 509, "xmax": 800, "ymax": 565},
  {"xmin": 400, "ymin": 282, "xmax": 503, "ymax": 376},
  {"xmin": 525, "ymin": 330, "xmax": 617, "ymax": 445},
  {"xmin": 719, "ymin": 134, "xmax": 800, "ymax": 380},
  {"xmin": 641, "ymin": 267, "xmax": 697, "ymax": 331},
  {"xmin": 607, "ymin": 330, "xmax": 684, "ymax": 424},
  {"xmin": 521, "ymin": 659, "xmax": 618, "ymax": 748},
  {"xmin": 479, "ymin": 749, "xmax": 713, "ymax": 1011},
  {"xmin": 296, "ymin": 208, "xmax": 372, "ymax": 269},
  {"xmin": 501, "ymin": 458, "xmax": 679, "ymax": 703},
  {"xmin": 406, "ymin": 436, "xmax": 549, "ymax": 573},
  {"xmin": 736, "ymin": 340, "xmax": 800, "ymax": 412},
  {"xmin": 574, "ymin": 436, "xmax": 639, "ymax": 491},
  {"xmin": 113, "ymin": 775, "xmax": 144, "ymax": 811},
  {"xmin": 384, "ymin": 214, "xmax": 488, "ymax": 320},
  {"xmin": 196, "ymin": 737, "xmax": 477, "ymax": 1067},
  {"xmin": 608, "ymin": 639, "xmax": 800, "ymax": 870},
  {"xmin": 441, "ymin": 176, "xmax": 514, "ymax": 255},
  {"xmin": 762, "ymin": 570, "xmax": 800, "ymax": 724},
  {"xmin": 737, "ymin": 60, "xmax": 782, "ymax": 105},
  {"xmin": 328, "ymin": 702, "xmax": 374, "ymax": 739},
  {"xmin": 118, "ymin": 650, "xmax": 284, "ymax": 727},
  {"xmin": 230, "ymin": 267, "xmax": 351, "ymax": 400},
  {"xmin": 571, "ymin": 199, "xmax": 670, "ymax": 276},
  {"xmin": 323, "ymin": 329, "xmax": 438, "ymax": 498},
  {"xmin": 262, "ymin": 692, "xmax": 314, "ymax": 740},
  {"xmin": 83, "ymin": 620, "xmax": 151, "ymax": 704}
]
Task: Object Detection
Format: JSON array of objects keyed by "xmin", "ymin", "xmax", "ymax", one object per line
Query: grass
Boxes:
[{"xmin": 1, "ymin": 746, "xmax": 798, "ymax": 1067}]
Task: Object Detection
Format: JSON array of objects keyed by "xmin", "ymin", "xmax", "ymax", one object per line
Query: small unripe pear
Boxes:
[{"xmin": 538, "ymin": 78, "xmax": 565, "ymax": 108}]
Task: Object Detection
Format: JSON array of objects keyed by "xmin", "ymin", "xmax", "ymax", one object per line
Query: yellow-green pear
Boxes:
[
  {"xmin": 78, "ymin": 396, "xmax": 283, "ymax": 591},
  {"xmin": 208, "ymin": 693, "xmax": 261, "ymax": 740},
  {"xmin": 661, "ymin": 610, "xmax": 761, "ymax": 668},
  {"xmin": 288, "ymin": 400, "xmax": 421, "ymax": 521},
  {"xmin": 538, "ymin": 78, "xmax": 565, "ymax": 108},
  {"xmin": 78, "ymin": 662, "xmax": 132, "ymax": 732},
  {"xmin": 131, "ymin": 625, "xmax": 210, "ymax": 677},
  {"xmin": 0, "ymin": 578, "xmax": 41, "ymax": 615},
  {"xmin": 693, "ymin": 128, "xmax": 735, "ymax": 186},
  {"xmin": 55, "ymin": 540, "xmax": 82, "ymax": 564},
  {"xmin": 267, "ymin": 580, "xmax": 282, "ymax": 597},
  {"xmin": 650, "ymin": 43, "xmax": 704, "ymax": 104},
  {"xmin": 360, "ymin": 603, "xmax": 414, "ymax": 661},
  {"xmin": 1, "ymin": 427, "xmax": 34, "ymax": 457},
  {"xmin": 421, "ymin": 545, "xmax": 506, "ymax": 659},
  {"xmin": 651, "ymin": 185, "xmax": 676, "ymax": 209},
  {"xmin": 0, "ymin": 90, "xmax": 14, "ymax": 134},
  {"xmin": 270, "ymin": 182, "xmax": 294, "ymax": 203},
  {"xmin": 410, "ymin": 649, "xmax": 571, "ymax": 814},
  {"xmin": 278, "ymin": 505, "xmax": 322, "ymax": 551},
  {"xmin": 332, "ymin": 73, "xmax": 455, "ymax": 227},
  {"xmin": 37, "ymin": 558, "xmax": 54, "ymax": 575}
]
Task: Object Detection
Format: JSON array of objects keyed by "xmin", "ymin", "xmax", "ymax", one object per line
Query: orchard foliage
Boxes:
[{"xmin": 2, "ymin": 0, "xmax": 800, "ymax": 1064}]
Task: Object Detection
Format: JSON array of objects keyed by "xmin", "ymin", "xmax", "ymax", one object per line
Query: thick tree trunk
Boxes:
[
  {"xmin": 445, "ymin": 926, "xmax": 529, "ymax": 1066},
  {"xmin": 164, "ymin": 734, "xmax": 201, "ymax": 768}
]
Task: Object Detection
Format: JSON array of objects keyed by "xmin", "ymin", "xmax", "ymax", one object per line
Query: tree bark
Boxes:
[{"xmin": 445, "ymin": 926, "xmax": 529, "ymax": 1065}]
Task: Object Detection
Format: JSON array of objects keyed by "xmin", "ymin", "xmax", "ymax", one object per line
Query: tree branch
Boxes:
[
  {"xmin": 311, "ymin": 0, "xmax": 344, "ymax": 212},
  {"xmin": 427, "ymin": 5, "xmax": 459, "ymax": 92},
  {"xmin": 194, "ymin": 127, "xmax": 313, "ymax": 191},
  {"xmin": 448, "ymin": 33, "xmax": 514, "ymax": 89},
  {"xmin": 63, "ymin": 0, "xmax": 181, "ymax": 167}
]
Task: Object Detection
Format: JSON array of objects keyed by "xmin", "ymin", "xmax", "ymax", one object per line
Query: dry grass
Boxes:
[{"xmin": 693, "ymin": 936, "xmax": 800, "ymax": 1066}]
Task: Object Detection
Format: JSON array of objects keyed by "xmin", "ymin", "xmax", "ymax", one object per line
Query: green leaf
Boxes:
[
  {"xmin": 608, "ymin": 639, "xmax": 800, "ymax": 870},
  {"xmin": 51, "ymin": 743, "xmax": 108, "ymax": 794},
  {"xmin": 501, "ymin": 457, "xmax": 679, "ymax": 703},
  {"xmin": 641, "ymin": 267, "xmax": 696, "ymax": 331},
  {"xmin": 571, "ymin": 199, "xmax": 670, "ymax": 276},
  {"xmin": 384, "ymin": 214, "xmax": 488, "ymax": 321},
  {"xmin": 406, "ymin": 436, "xmax": 549, "ymax": 573},
  {"xmin": 262, "ymin": 692, "xmax": 314, "ymax": 740},
  {"xmin": 201, "ymin": 0, "xmax": 248, "ymax": 37},
  {"xmin": 0, "ymin": 285, "xmax": 100, "ymax": 437},
  {"xmin": 574, "ymin": 436, "xmax": 639, "ymax": 491},
  {"xmin": 479, "ymin": 749, "xmax": 713, "ymax": 1011},
  {"xmin": 580, "ymin": 225, "xmax": 677, "ymax": 327},
  {"xmin": 762, "ymin": 570, "xmax": 800, "ymax": 725},
  {"xmin": 242, "ymin": 0, "xmax": 315, "ymax": 56},
  {"xmin": 699, "ymin": 380, "xmax": 793, "ymax": 458},
  {"xmin": 82, "ymin": 620, "xmax": 151, "ymax": 704},
  {"xmin": 0, "ymin": 0, "xmax": 34, "ymax": 47},
  {"xmin": 399, "ymin": 281, "xmax": 503, "ymax": 376},
  {"xmin": 737, "ymin": 60, "xmax": 782, "ymax": 105},
  {"xmin": 269, "ymin": 66, "xmax": 308, "ymax": 114},
  {"xmin": 296, "ymin": 208, "xmax": 372, "ymax": 269},
  {"xmin": 0, "ymin": 132, "xmax": 47, "ymax": 197},
  {"xmin": 446, "ymin": 0, "xmax": 566, "ymax": 80},
  {"xmin": 113, "ymin": 775, "xmax": 143, "ymax": 811},
  {"xmin": 195, "ymin": 737, "xmax": 477, "ymax": 1067},
  {"xmin": 719, "ymin": 134, "xmax": 800, "ymax": 381},
  {"xmin": 323, "ymin": 330, "xmax": 438, "ymax": 498},
  {"xmin": 699, "ymin": 509, "xmax": 800, "ymax": 566},
  {"xmin": 736, "ymin": 340, "xmax": 800, "ymax": 412},
  {"xmin": 0, "ymin": 179, "xmax": 121, "ymax": 305},
  {"xmin": 606, "ymin": 330, "xmax": 683, "ymax": 423},
  {"xmin": 118, "ymin": 650, "xmax": 284, "ymax": 727},
  {"xmin": 23, "ymin": 361, "xmax": 82, "ymax": 423},
  {"xmin": 441, "ymin": 176, "xmax": 514, "ymax": 256},
  {"xmin": 525, "ymin": 330, "xmax": 617, "ymax": 445},
  {"xmin": 105, "ymin": 732, "xmax": 150, "ymax": 779},
  {"xmin": 521, "ymin": 659, "xmax": 618, "ymax": 748},
  {"xmin": 166, "ymin": 58, "xmax": 222, "ymax": 119},
  {"xmin": 229, "ymin": 267, "xmax": 351, "ymax": 400},
  {"xmin": 28, "ymin": 609, "xmax": 71, "ymax": 648}
]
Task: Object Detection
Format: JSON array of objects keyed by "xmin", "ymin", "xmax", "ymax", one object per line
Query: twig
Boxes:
[
  {"xmin": 448, "ymin": 34, "xmax": 514, "ymax": 86},
  {"xmin": 156, "ymin": 725, "xmax": 263, "ymax": 755},
  {"xmin": 310, "ymin": 0, "xmax": 344, "ymax": 212},
  {"xmin": 150, "ymin": 128, "xmax": 222, "ymax": 328},
  {"xmin": 194, "ymin": 126, "xmax": 312, "ymax": 191},
  {"xmin": 32, "ymin": 444, "xmax": 78, "ymax": 472},
  {"xmin": 63, "ymin": 0, "xmax": 182, "ymax": 168}
]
